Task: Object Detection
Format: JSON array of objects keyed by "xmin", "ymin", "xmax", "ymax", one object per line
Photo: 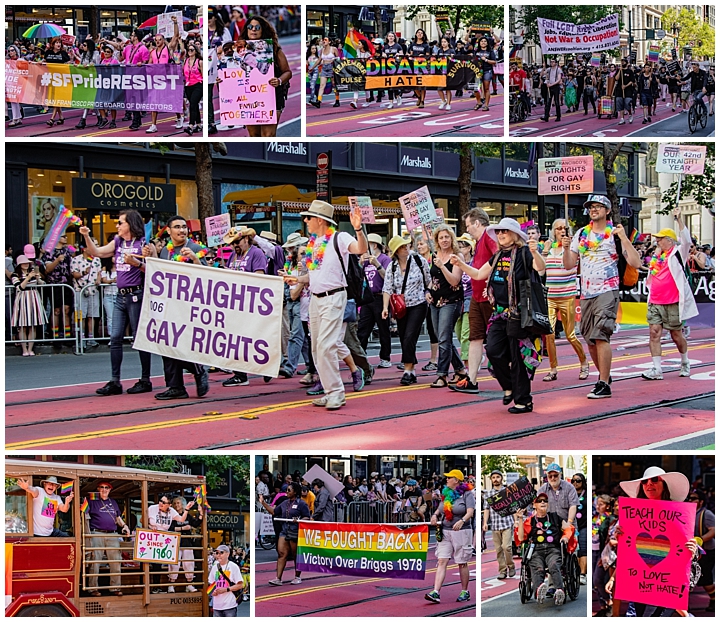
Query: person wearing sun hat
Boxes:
[
  {"xmin": 382, "ymin": 235, "xmax": 431, "ymax": 385},
  {"xmin": 426, "ymin": 469, "xmax": 475, "ymax": 604},
  {"xmin": 281, "ymin": 232, "xmax": 310, "ymax": 383},
  {"xmin": 280, "ymin": 201, "xmax": 368, "ymax": 409},
  {"xmin": 16, "ymin": 475, "xmax": 74, "ymax": 537},
  {"xmin": 450, "ymin": 217, "xmax": 546, "ymax": 413},
  {"xmin": 641, "ymin": 206, "xmax": 697, "ymax": 381},
  {"xmin": 562, "ymin": 194, "xmax": 641, "ymax": 399}
]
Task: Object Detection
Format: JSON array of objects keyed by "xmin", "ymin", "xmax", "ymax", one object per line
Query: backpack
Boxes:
[
  {"xmin": 615, "ymin": 235, "xmax": 639, "ymax": 290},
  {"xmin": 333, "ymin": 234, "xmax": 374, "ymax": 306}
]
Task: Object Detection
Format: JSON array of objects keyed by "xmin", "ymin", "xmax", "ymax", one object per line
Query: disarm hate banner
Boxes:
[
  {"xmin": 296, "ymin": 521, "xmax": 429, "ymax": 579},
  {"xmin": 487, "ymin": 476, "xmax": 537, "ymax": 517},
  {"xmin": 537, "ymin": 14, "xmax": 620, "ymax": 55},
  {"xmin": 615, "ymin": 498, "xmax": 694, "ymax": 609},
  {"xmin": 5, "ymin": 60, "xmax": 184, "ymax": 112},
  {"xmin": 133, "ymin": 258, "xmax": 283, "ymax": 376},
  {"xmin": 218, "ymin": 40, "xmax": 277, "ymax": 125}
]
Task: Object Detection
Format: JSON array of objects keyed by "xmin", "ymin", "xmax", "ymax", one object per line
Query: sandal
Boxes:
[
  {"xmin": 502, "ymin": 392, "xmax": 513, "ymax": 405},
  {"xmin": 430, "ymin": 376, "xmax": 448, "ymax": 388},
  {"xmin": 482, "ymin": 106, "xmax": 490, "ymax": 111},
  {"xmin": 579, "ymin": 364, "xmax": 590, "ymax": 380},
  {"xmin": 46, "ymin": 119, "xmax": 55, "ymax": 127},
  {"xmin": 543, "ymin": 371, "xmax": 558, "ymax": 382},
  {"xmin": 474, "ymin": 103, "xmax": 482, "ymax": 110}
]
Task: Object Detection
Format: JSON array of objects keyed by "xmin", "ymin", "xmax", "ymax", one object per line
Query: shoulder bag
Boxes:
[
  {"xmin": 388, "ymin": 259, "xmax": 412, "ymax": 319},
  {"xmin": 333, "ymin": 234, "xmax": 374, "ymax": 306}
]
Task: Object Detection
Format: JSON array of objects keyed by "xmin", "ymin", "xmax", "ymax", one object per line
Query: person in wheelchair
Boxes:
[{"xmin": 515, "ymin": 493, "xmax": 575, "ymax": 606}]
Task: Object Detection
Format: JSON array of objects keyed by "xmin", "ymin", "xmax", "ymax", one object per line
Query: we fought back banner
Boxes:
[
  {"xmin": 296, "ymin": 521, "xmax": 429, "ymax": 580},
  {"xmin": 538, "ymin": 14, "xmax": 620, "ymax": 55},
  {"xmin": 5, "ymin": 60, "xmax": 184, "ymax": 112},
  {"xmin": 133, "ymin": 258, "xmax": 283, "ymax": 376}
]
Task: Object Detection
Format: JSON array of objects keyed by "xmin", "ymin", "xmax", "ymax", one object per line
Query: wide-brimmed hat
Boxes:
[
  {"xmin": 583, "ymin": 194, "xmax": 612, "ymax": 210},
  {"xmin": 23, "ymin": 244, "xmax": 36, "ymax": 259},
  {"xmin": 457, "ymin": 232, "xmax": 476, "ymax": 251},
  {"xmin": 222, "ymin": 226, "xmax": 254, "ymax": 245},
  {"xmin": 40, "ymin": 476, "xmax": 60, "ymax": 486},
  {"xmin": 299, "ymin": 200, "xmax": 336, "ymax": 226},
  {"xmin": 367, "ymin": 233, "xmax": 383, "ymax": 245},
  {"xmin": 652, "ymin": 228, "xmax": 678, "ymax": 242},
  {"xmin": 388, "ymin": 235, "xmax": 411, "ymax": 256},
  {"xmin": 443, "ymin": 469, "xmax": 465, "ymax": 481},
  {"xmin": 259, "ymin": 230, "xmax": 278, "ymax": 243},
  {"xmin": 282, "ymin": 232, "xmax": 309, "ymax": 249},
  {"xmin": 15, "ymin": 255, "xmax": 30, "ymax": 265},
  {"xmin": 486, "ymin": 218, "xmax": 528, "ymax": 243},
  {"xmin": 620, "ymin": 466, "xmax": 689, "ymax": 502}
]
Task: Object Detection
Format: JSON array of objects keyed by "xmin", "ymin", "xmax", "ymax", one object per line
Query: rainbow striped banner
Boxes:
[{"xmin": 296, "ymin": 521, "xmax": 428, "ymax": 579}]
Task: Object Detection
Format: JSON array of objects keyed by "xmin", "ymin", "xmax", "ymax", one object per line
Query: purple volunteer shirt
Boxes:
[
  {"xmin": 87, "ymin": 497, "xmax": 122, "ymax": 531},
  {"xmin": 363, "ymin": 253, "xmax": 391, "ymax": 294},
  {"xmin": 228, "ymin": 245, "xmax": 267, "ymax": 272},
  {"xmin": 114, "ymin": 236, "xmax": 145, "ymax": 289},
  {"xmin": 269, "ymin": 244, "xmax": 286, "ymax": 276}
]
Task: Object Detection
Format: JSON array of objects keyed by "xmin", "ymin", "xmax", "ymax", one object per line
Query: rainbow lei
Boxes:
[
  {"xmin": 577, "ymin": 224, "xmax": 613, "ymax": 254},
  {"xmin": 442, "ymin": 481, "xmax": 474, "ymax": 521},
  {"xmin": 305, "ymin": 227, "xmax": 335, "ymax": 270},
  {"xmin": 165, "ymin": 241, "xmax": 208, "ymax": 262},
  {"xmin": 648, "ymin": 250, "xmax": 669, "ymax": 275},
  {"xmin": 592, "ymin": 511, "xmax": 610, "ymax": 537}
]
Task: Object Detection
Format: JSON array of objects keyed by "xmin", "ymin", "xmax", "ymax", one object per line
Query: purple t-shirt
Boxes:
[
  {"xmin": 87, "ymin": 497, "xmax": 122, "ymax": 532},
  {"xmin": 228, "ymin": 245, "xmax": 267, "ymax": 273},
  {"xmin": 114, "ymin": 236, "xmax": 145, "ymax": 289},
  {"xmin": 268, "ymin": 244, "xmax": 286, "ymax": 276},
  {"xmin": 363, "ymin": 253, "xmax": 391, "ymax": 294}
]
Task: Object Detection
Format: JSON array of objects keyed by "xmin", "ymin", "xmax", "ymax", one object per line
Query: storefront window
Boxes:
[
  {"xmin": 476, "ymin": 201, "xmax": 502, "ymax": 223},
  {"xmin": 505, "ymin": 202, "xmax": 531, "ymax": 223},
  {"xmin": 27, "ymin": 168, "xmax": 80, "ymax": 245}
]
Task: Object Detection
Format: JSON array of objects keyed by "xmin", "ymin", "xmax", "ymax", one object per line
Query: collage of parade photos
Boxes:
[{"xmin": 1, "ymin": 1, "xmax": 716, "ymax": 620}]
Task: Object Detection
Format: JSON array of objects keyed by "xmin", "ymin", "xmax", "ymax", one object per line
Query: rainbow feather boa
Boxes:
[{"xmin": 442, "ymin": 482, "xmax": 474, "ymax": 521}]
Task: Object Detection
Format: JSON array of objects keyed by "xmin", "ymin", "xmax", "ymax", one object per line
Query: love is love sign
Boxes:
[{"xmin": 615, "ymin": 497, "xmax": 694, "ymax": 609}]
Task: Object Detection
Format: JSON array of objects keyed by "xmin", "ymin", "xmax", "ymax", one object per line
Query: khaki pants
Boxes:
[
  {"xmin": 546, "ymin": 296, "xmax": 587, "ymax": 369},
  {"xmin": 492, "ymin": 528, "xmax": 514, "ymax": 573},
  {"xmin": 87, "ymin": 532, "xmax": 122, "ymax": 590},
  {"xmin": 310, "ymin": 290, "xmax": 350, "ymax": 401}
]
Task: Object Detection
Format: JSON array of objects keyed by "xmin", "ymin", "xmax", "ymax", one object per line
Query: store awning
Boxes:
[
  {"xmin": 223, "ymin": 184, "xmax": 309, "ymax": 204},
  {"xmin": 280, "ymin": 201, "xmax": 402, "ymax": 216}
]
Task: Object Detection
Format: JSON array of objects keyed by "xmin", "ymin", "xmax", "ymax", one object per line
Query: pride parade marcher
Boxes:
[
  {"xmin": 562, "ymin": 195, "xmax": 641, "ymax": 399},
  {"xmin": 451, "ymin": 217, "xmax": 546, "ymax": 412},
  {"xmin": 537, "ymin": 462, "xmax": 578, "ymax": 524},
  {"xmin": 208, "ymin": 544, "xmax": 243, "ymax": 617},
  {"xmin": 640, "ymin": 207, "xmax": 697, "ymax": 381},
  {"xmin": 571, "ymin": 472, "xmax": 588, "ymax": 585},
  {"xmin": 357, "ymin": 234, "xmax": 392, "ymax": 368},
  {"xmin": 146, "ymin": 18, "xmax": 182, "ymax": 134},
  {"xmin": 79, "ymin": 211, "xmax": 153, "ymax": 396},
  {"xmin": 16, "ymin": 475, "xmax": 74, "ymax": 537},
  {"xmin": 515, "ymin": 492, "xmax": 574, "ymax": 605},
  {"xmin": 168, "ymin": 496, "xmax": 204, "ymax": 593},
  {"xmin": 280, "ymin": 201, "xmax": 368, "ymax": 410},
  {"xmin": 142, "ymin": 215, "xmax": 210, "ymax": 399},
  {"xmin": 426, "ymin": 469, "xmax": 474, "ymax": 604},
  {"xmin": 482, "ymin": 469, "xmax": 516, "ymax": 579}
]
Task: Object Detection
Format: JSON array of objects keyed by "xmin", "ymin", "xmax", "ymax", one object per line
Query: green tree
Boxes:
[
  {"xmin": 602, "ymin": 142, "xmax": 626, "ymax": 224},
  {"xmin": 661, "ymin": 8, "xmax": 715, "ymax": 59},
  {"xmin": 125, "ymin": 455, "xmax": 250, "ymax": 504},
  {"xmin": 511, "ymin": 6, "xmax": 616, "ymax": 47},
  {"xmin": 453, "ymin": 143, "xmax": 503, "ymax": 232},
  {"xmin": 658, "ymin": 143, "xmax": 715, "ymax": 215},
  {"xmin": 480, "ymin": 455, "xmax": 527, "ymax": 478},
  {"xmin": 406, "ymin": 6, "xmax": 504, "ymax": 32}
]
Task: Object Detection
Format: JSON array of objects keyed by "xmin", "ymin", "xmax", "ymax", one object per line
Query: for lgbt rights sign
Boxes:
[
  {"xmin": 296, "ymin": 521, "xmax": 429, "ymax": 579},
  {"xmin": 5, "ymin": 61, "xmax": 183, "ymax": 112}
]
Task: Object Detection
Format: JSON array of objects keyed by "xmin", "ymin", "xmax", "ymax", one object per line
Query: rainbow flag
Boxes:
[
  {"xmin": 343, "ymin": 29, "xmax": 374, "ymax": 59},
  {"xmin": 80, "ymin": 498, "xmax": 89, "ymax": 513},
  {"xmin": 87, "ymin": 492, "xmax": 100, "ymax": 500},
  {"xmin": 591, "ymin": 53, "xmax": 601, "ymax": 67},
  {"xmin": 41, "ymin": 204, "xmax": 84, "ymax": 252},
  {"xmin": 296, "ymin": 521, "xmax": 429, "ymax": 579},
  {"xmin": 194, "ymin": 484, "xmax": 211, "ymax": 513},
  {"xmin": 206, "ymin": 582, "xmax": 216, "ymax": 596},
  {"xmin": 631, "ymin": 228, "xmax": 640, "ymax": 243},
  {"xmin": 60, "ymin": 481, "xmax": 73, "ymax": 495}
]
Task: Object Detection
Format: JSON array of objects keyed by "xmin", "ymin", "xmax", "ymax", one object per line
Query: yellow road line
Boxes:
[
  {"xmin": 255, "ymin": 561, "xmax": 475, "ymax": 602},
  {"xmin": 79, "ymin": 115, "xmax": 180, "ymax": 137},
  {"xmin": 6, "ymin": 344, "xmax": 712, "ymax": 450}
]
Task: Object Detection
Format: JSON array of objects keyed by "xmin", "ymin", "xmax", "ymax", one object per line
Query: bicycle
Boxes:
[
  {"xmin": 688, "ymin": 90, "xmax": 708, "ymax": 134},
  {"xmin": 510, "ymin": 89, "xmax": 530, "ymax": 123}
]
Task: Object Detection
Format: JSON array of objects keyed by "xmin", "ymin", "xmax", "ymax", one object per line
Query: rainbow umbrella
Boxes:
[{"xmin": 22, "ymin": 23, "xmax": 67, "ymax": 39}]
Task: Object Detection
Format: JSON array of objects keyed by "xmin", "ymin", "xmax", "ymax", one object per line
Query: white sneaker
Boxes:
[
  {"xmin": 386, "ymin": 102, "xmax": 394, "ymax": 109},
  {"xmin": 679, "ymin": 362, "xmax": 691, "ymax": 377},
  {"xmin": 439, "ymin": 102, "xmax": 446, "ymax": 110},
  {"xmin": 268, "ymin": 578, "xmax": 283, "ymax": 586},
  {"xmin": 186, "ymin": 585, "xmax": 197, "ymax": 592},
  {"xmin": 618, "ymin": 118, "xmax": 625, "ymax": 125},
  {"xmin": 174, "ymin": 116, "xmax": 184, "ymax": 129},
  {"xmin": 378, "ymin": 359, "xmax": 392, "ymax": 368},
  {"xmin": 290, "ymin": 577, "xmax": 302, "ymax": 585},
  {"xmin": 350, "ymin": 101, "xmax": 358, "ymax": 109},
  {"xmin": 628, "ymin": 115, "xmax": 634, "ymax": 123},
  {"xmin": 641, "ymin": 367, "xmax": 663, "ymax": 380},
  {"xmin": 361, "ymin": 102, "xmax": 371, "ymax": 108},
  {"xmin": 681, "ymin": 324, "xmax": 691, "ymax": 338},
  {"xmin": 146, "ymin": 124, "xmax": 158, "ymax": 133},
  {"xmin": 395, "ymin": 97, "xmax": 402, "ymax": 106},
  {"xmin": 167, "ymin": 585, "xmax": 175, "ymax": 593},
  {"xmin": 445, "ymin": 105, "xmax": 451, "ymax": 111}
]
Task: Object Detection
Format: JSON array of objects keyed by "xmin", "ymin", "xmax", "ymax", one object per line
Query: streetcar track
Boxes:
[{"xmin": 198, "ymin": 365, "xmax": 715, "ymax": 449}]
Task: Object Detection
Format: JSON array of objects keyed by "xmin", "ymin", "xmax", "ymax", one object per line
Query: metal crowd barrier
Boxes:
[{"xmin": 343, "ymin": 498, "xmax": 440, "ymax": 524}]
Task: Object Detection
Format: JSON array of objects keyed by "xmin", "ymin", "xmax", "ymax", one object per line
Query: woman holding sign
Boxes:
[
  {"xmin": 239, "ymin": 15, "xmax": 293, "ymax": 138},
  {"xmin": 473, "ymin": 37, "xmax": 497, "ymax": 112}
]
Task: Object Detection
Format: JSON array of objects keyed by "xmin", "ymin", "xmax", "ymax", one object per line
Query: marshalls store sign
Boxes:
[{"xmin": 134, "ymin": 258, "xmax": 283, "ymax": 376}]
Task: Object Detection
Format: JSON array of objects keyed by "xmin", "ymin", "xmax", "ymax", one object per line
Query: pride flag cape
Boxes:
[
  {"xmin": 343, "ymin": 29, "xmax": 374, "ymax": 58},
  {"xmin": 296, "ymin": 521, "xmax": 429, "ymax": 580},
  {"xmin": 60, "ymin": 481, "xmax": 73, "ymax": 495}
]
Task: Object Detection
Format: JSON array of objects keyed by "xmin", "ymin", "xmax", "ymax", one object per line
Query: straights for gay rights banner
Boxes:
[
  {"xmin": 5, "ymin": 60, "xmax": 184, "ymax": 112},
  {"xmin": 296, "ymin": 521, "xmax": 429, "ymax": 579}
]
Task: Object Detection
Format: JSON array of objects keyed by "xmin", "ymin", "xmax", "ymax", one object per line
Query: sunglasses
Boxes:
[
  {"xmin": 571, "ymin": 479, "xmax": 583, "ymax": 484},
  {"xmin": 495, "ymin": 229, "xmax": 509, "ymax": 234},
  {"xmin": 688, "ymin": 496, "xmax": 699, "ymax": 501},
  {"xmin": 641, "ymin": 476, "xmax": 662, "ymax": 485},
  {"xmin": 98, "ymin": 486, "xmax": 112, "ymax": 490},
  {"xmin": 160, "ymin": 500, "xmax": 170, "ymax": 504},
  {"xmin": 248, "ymin": 24, "xmax": 262, "ymax": 31},
  {"xmin": 214, "ymin": 550, "xmax": 228, "ymax": 554},
  {"xmin": 535, "ymin": 499, "xmax": 548, "ymax": 504}
]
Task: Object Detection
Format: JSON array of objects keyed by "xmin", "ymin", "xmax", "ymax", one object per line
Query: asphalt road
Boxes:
[{"xmin": 482, "ymin": 583, "xmax": 587, "ymax": 617}]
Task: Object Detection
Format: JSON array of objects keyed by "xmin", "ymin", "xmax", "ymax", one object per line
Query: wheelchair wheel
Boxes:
[
  {"xmin": 258, "ymin": 534, "xmax": 277, "ymax": 550},
  {"xmin": 518, "ymin": 560, "xmax": 533, "ymax": 604},
  {"xmin": 566, "ymin": 553, "xmax": 581, "ymax": 601}
]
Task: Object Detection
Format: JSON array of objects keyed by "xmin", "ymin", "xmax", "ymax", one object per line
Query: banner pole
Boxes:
[
  {"xmin": 675, "ymin": 173, "xmax": 684, "ymax": 210},
  {"xmin": 564, "ymin": 193, "xmax": 569, "ymax": 223},
  {"xmin": 274, "ymin": 518, "xmax": 434, "ymax": 526}
]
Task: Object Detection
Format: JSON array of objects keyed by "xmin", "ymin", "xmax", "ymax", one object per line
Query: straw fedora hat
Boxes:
[
  {"xmin": 299, "ymin": 200, "xmax": 337, "ymax": 226},
  {"xmin": 282, "ymin": 232, "xmax": 309, "ymax": 249}
]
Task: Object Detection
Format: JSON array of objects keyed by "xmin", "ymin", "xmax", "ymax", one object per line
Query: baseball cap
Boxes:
[
  {"xmin": 583, "ymin": 195, "xmax": 612, "ymax": 210},
  {"xmin": 443, "ymin": 469, "xmax": 465, "ymax": 481},
  {"xmin": 546, "ymin": 463, "xmax": 562, "ymax": 473},
  {"xmin": 535, "ymin": 492, "xmax": 549, "ymax": 503},
  {"xmin": 215, "ymin": 544, "xmax": 230, "ymax": 553},
  {"xmin": 652, "ymin": 228, "xmax": 678, "ymax": 242},
  {"xmin": 23, "ymin": 244, "xmax": 36, "ymax": 259},
  {"xmin": 490, "ymin": 470, "xmax": 503, "ymax": 477}
]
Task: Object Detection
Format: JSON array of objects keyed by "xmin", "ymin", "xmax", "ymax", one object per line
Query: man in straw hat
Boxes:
[
  {"xmin": 640, "ymin": 206, "xmax": 697, "ymax": 381},
  {"xmin": 280, "ymin": 201, "xmax": 367, "ymax": 409},
  {"xmin": 17, "ymin": 475, "xmax": 74, "ymax": 536},
  {"xmin": 562, "ymin": 195, "xmax": 641, "ymax": 399}
]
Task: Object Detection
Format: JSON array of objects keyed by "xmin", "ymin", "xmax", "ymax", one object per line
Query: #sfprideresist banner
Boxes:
[
  {"xmin": 296, "ymin": 521, "xmax": 429, "ymax": 580},
  {"xmin": 486, "ymin": 476, "xmax": 537, "ymax": 517},
  {"xmin": 538, "ymin": 14, "xmax": 620, "ymax": 55},
  {"xmin": 5, "ymin": 60, "xmax": 184, "ymax": 112},
  {"xmin": 537, "ymin": 155, "xmax": 595, "ymax": 195},
  {"xmin": 655, "ymin": 144, "xmax": 707, "ymax": 175},
  {"xmin": 218, "ymin": 40, "xmax": 277, "ymax": 125},
  {"xmin": 615, "ymin": 498, "xmax": 694, "ymax": 609},
  {"xmin": 133, "ymin": 258, "xmax": 284, "ymax": 376}
]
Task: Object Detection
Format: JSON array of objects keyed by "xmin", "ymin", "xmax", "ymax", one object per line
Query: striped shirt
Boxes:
[
  {"xmin": 482, "ymin": 489, "xmax": 516, "ymax": 531},
  {"xmin": 545, "ymin": 251, "xmax": 578, "ymax": 299}
]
